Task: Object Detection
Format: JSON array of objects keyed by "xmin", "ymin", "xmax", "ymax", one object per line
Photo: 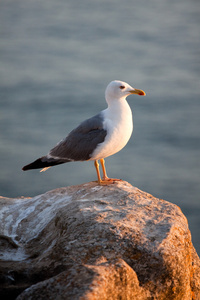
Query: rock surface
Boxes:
[{"xmin": 0, "ymin": 181, "xmax": 199, "ymax": 299}]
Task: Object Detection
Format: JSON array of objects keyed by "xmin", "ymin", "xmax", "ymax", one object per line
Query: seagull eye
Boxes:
[{"xmin": 119, "ymin": 86, "xmax": 125, "ymax": 89}]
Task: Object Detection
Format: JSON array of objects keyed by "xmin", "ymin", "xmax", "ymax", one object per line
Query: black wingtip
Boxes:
[
  {"xmin": 22, "ymin": 165, "xmax": 29, "ymax": 171},
  {"xmin": 22, "ymin": 157, "xmax": 66, "ymax": 171},
  {"xmin": 22, "ymin": 157, "xmax": 46, "ymax": 171}
]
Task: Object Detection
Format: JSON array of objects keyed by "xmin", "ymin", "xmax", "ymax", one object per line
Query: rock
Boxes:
[{"xmin": 0, "ymin": 181, "xmax": 199, "ymax": 300}]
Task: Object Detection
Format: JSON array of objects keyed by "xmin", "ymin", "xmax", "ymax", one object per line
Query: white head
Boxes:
[{"xmin": 105, "ymin": 80, "xmax": 145, "ymax": 104}]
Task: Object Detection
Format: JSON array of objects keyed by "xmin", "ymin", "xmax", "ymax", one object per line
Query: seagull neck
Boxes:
[
  {"xmin": 105, "ymin": 97, "xmax": 132, "ymax": 123},
  {"xmin": 106, "ymin": 96, "xmax": 129, "ymax": 110}
]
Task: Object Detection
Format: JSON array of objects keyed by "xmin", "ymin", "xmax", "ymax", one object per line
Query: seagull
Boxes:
[{"xmin": 22, "ymin": 80, "xmax": 145, "ymax": 185}]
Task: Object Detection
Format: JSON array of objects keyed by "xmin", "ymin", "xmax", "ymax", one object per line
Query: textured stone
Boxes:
[{"xmin": 0, "ymin": 181, "xmax": 199, "ymax": 299}]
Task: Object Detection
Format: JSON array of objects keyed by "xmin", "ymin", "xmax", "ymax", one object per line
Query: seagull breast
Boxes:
[{"xmin": 90, "ymin": 98, "xmax": 133, "ymax": 160}]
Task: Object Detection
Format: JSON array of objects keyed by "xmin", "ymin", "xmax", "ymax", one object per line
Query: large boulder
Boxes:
[{"xmin": 0, "ymin": 181, "xmax": 199, "ymax": 299}]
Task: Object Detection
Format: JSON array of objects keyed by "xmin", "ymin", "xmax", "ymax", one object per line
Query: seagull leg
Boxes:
[
  {"xmin": 94, "ymin": 160, "xmax": 115, "ymax": 185},
  {"xmin": 100, "ymin": 158, "xmax": 122, "ymax": 183},
  {"xmin": 94, "ymin": 160, "xmax": 102, "ymax": 185},
  {"xmin": 100, "ymin": 158, "xmax": 110, "ymax": 181}
]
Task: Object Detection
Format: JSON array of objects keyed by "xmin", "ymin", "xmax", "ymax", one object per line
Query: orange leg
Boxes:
[
  {"xmin": 94, "ymin": 160, "xmax": 115, "ymax": 185},
  {"xmin": 94, "ymin": 160, "xmax": 102, "ymax": 184},
  {"xmin": 100, "ymin": 158, "xmax": 122, "ymax": 182},
  {"xmin": 100, "ymin": 158, "xmax": 110, "ymax": 180},
  {"xmin": 94, "ymin": 159, "xmax": 122, "ymax": 185}
]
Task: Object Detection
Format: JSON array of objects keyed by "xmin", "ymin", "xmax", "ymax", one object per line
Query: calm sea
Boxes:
[{"xmin": 0, "ymin": 0, "xmax": 200, "ymax": 253}]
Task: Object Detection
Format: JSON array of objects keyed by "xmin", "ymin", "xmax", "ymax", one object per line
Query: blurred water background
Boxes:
[{"xmin": 0, "ymin": 0, "xmax": 199, "ymax": 253}]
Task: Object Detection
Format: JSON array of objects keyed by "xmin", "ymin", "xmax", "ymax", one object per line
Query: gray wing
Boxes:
[{"xmin": 49, "ymin": 112, "xmax": 107, "ymax": 161}]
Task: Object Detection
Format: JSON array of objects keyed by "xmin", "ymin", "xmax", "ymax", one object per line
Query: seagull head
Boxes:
[{"xmin": 105, "ymin": 80, "xmax": 145, "ymax": 103}]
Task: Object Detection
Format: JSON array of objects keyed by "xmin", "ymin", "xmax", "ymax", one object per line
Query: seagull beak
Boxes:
[{"xmin": 129, "ymin": 89, "xmax": 146, "ymax": 96}]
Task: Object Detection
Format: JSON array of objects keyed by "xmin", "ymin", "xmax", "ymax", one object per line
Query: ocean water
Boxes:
[{"xmin": 0, "ymin": 0, "xmax": 200, "ymax": 253}]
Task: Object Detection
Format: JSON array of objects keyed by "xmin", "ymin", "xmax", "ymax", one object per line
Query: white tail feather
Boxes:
[{"xmin": 40, "ymin": 167, "xmax": 51, "ymax": 172}]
